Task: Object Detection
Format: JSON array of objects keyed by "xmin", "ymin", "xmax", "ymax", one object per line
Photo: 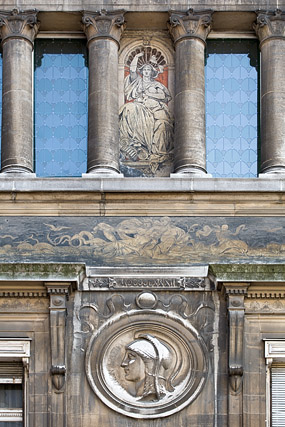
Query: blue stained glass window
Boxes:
[
  {"xmin": 34, "ymin": 39, "xmax": 88, "ymax": 177},
  {"xmin": 205, "ymin": 39, "xmax": 259, "ymax": 177}
]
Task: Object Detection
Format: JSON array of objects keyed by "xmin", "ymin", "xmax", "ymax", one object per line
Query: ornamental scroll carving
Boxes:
[
  {"xmin": 254, "ymin": 9, "xmax": 285, "ymax": 44},
  {"xmin": 78, "ymin": 291, "xmax": 214, "ymax": 418},
  {"xmin": 0, "ymin": 8, "xmax": 39, "ymax": 44},
  {"xmin": 168, "ymin": 9, "xmax": 213, "ymax": 45}
]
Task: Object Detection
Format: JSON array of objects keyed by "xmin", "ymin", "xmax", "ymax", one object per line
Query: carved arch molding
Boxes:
[{"xmin": 79, "ymin": 291, "xmax": 214, "ymax": 419}]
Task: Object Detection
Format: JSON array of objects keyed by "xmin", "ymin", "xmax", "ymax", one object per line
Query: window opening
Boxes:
[
  {"xmin": 205, "ymin": 39, "xmax": 259, "ymax": 177},
  {"xmin": 34, "ymin": 39, "xmax": 88, "ymax": 177},
  {"xmin": 0, "ymin": 340, "xmax": 30, "ymax": 426}
]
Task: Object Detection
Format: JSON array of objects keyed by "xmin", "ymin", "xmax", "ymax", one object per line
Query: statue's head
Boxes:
[{"xmin": 121, "ymin": 334, "xmax": 174, "ymax": 400}]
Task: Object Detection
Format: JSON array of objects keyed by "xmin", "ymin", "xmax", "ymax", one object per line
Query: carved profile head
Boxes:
[{"xmin": 121, "ymin": 334, "xmax": 175, "ymax": 401}]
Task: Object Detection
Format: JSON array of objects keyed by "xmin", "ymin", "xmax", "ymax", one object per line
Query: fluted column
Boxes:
[
  {"xmin": 254, "ymin": 10, "xmax": 285, "ymax": 175},
  {"xmin": 169, "ymin": 9, "xmax": 212, "ymax": 175},
  {"xmin": 82, "ymin": 10, "xmax": 125, "ymax": 175},
  {"xmin": 0, "ymin": 9, "xmax": 39, "ymax": 174}
]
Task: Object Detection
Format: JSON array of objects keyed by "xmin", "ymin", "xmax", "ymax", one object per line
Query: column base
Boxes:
[
  {"xmin": 83, "ymin": 167, "xmax": 124, "ymax": 178},
  {"xmin": 1, "ymin": 166, "xmax": 35, "ymax": 176},
  {"xmin": 259, "ymin": 166, "xmax": 285, "ymax": 178},
  {"xmin": 171, "ymin": 166, "xmax": 211, "ymax": 178}
]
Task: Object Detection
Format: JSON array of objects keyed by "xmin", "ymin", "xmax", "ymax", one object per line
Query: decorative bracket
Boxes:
[
  {"xmin": 45, "ymin": 282, "xmax": 72, "ymax": 391},
  {"xmin": 224, "ymin": 283, "xmax": 249, "ymax": 394}
]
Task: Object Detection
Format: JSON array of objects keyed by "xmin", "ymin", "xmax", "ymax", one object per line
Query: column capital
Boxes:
[
  {"xmin": 168, "ymin": 8, "xmax": 213, "ymax": 46},
  {"xmin": 82, "ymin": 9, "xmax": 125, "ymax": 47},
  {"xmin": 0, "ymin": 8, "xmax": 39, "ymax": 46},
  {"xmin": 254, "ymin": 9, "xmax": 285, "ymax": 45}
]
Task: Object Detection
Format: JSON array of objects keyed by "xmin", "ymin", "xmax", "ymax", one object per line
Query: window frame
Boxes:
[
  {"xmin": 0, "ymin": 339, "xmax": 31, "ymax": 426},
  {"xmin": 264, "ymin": 339, "xmax": 285, "ymax": 427}
]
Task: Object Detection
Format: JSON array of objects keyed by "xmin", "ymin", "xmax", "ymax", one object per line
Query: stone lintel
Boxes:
[
  {"xmin": 0, "ymin": 8, "xmax": 39, "ymax": 46},
  {"xmin": 168, "ymin": 8, "xmax": 213, "ymax": 45},
  {"xmin": 82, "ymin": 9, "xmax": 125, "ymax": 47},
  {"xmin": 254, "ymin": 9, "xmax": 285, "ymax": 45}
]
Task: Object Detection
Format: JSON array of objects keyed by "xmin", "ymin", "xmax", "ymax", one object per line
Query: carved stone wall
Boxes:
[{"xmin": 67, "ymin": 288, "xmax": 223, "ymax": 425}]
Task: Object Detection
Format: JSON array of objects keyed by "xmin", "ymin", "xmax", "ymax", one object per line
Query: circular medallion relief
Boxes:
[{"xmin": 85, "ymin": 310, "xmax": 208, "ymax": 418}]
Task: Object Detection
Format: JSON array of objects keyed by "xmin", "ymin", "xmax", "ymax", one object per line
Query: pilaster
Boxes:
[
  {"xmin": 224, "ymin": 283, "xmax": 249, "ymax": 427},
  {"xmin": 45, "ymin": 282, "xmax": 73, "ymax": 427}
]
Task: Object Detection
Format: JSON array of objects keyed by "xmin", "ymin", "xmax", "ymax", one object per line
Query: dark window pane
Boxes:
[
  {"xmin": 0, "ymin": 384, "xmax": 22, "ymax": 409},
  {"xmin": 34, "ymin": 39, "xmax": 88, "ymax": 177},
  {"xmin": 205, "ymin": 39, "xmax": 259, "ymax": 177}
]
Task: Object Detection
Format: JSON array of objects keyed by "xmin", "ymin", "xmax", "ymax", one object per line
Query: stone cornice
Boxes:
[
  {"xmin": 168, "ymin": 8, "xmax": 213, "ymax": 45},
  {"xmin": 211, "ymin": 264, "xmax": 285, "ymax": 282},
  {"xmin": 0, "ymin": 8, "xmax": 39, "ymax": 46},
  {"xmin": 82, "ymin": 9, "xmax": 125, "ymax": 47},
  {"xmin": 0, "ymin": 263, "xmax": 85, "ymax": 284},
  {"xmin": 254, "ymin": 9, "xmax": 285, "ymax": 46}
]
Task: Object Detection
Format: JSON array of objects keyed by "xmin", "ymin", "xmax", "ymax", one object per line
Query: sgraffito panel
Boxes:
[
  {"xmin": 119, "ymin": 45, "xmax": 174, "ymax": 177},
  {"xmin": 0, "ymin": 217, "xmax": 284, "ymax": 265}
]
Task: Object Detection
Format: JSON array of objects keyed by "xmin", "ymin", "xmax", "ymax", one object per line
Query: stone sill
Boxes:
[{"xmin": 0, "ymin": 175, "xmax": 284, "ymax": 193}]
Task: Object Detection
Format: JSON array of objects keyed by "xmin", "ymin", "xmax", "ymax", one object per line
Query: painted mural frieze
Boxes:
[
  {"xmin": 79, "ymin": 292, "xmax": 212, "ymax": 418},
  {"xmin": 0, "ymin": 217, "xmax": 284, "ymax": 265},
  {"xmin": 119, "ymin": 46, "xmax": 174, "ymax": 176}
]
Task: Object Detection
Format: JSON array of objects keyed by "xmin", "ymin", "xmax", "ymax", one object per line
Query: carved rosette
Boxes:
[
  {"xmin": 254, "ymin": 9, "xmax": 285, "ymax": 46},
  {"xmin": 0, "ymin": 8, "xmax": 39, "ymax": 46},
  {"xmin": 82, "ymin": 9, "xmax": 125, "ymax": 47},
  {"xmin": 168, "ymin": 9, "xmax": 213, "ymax": 45}
]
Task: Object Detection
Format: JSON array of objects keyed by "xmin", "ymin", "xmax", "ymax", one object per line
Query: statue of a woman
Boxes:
[{"xmin": 119, "ymin": 50, "xmax": 173, "ymax": 172}]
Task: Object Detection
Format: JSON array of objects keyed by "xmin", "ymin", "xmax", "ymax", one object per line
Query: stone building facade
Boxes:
[{"xmin": 0, "ymin": 1, "xmax": 284, "ymax": 426}]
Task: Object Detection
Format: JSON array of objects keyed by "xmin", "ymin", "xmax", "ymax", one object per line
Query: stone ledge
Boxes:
[{"xmin": 0, "ymin": 176, "xmax": 284, "ymax": 193}]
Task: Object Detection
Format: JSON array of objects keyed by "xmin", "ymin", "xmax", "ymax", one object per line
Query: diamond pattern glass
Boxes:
[
  {"xmin": 34, "ymin": 39, "xmax": 88, "ymax": 177},
  {"xmin": 205, "ymin": 39, "xmax": 259, "ymax": 177}
]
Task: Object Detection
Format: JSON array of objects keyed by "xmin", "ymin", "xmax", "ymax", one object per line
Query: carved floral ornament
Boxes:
[
  {"xmin": 0, "ymin": 8, "xmax": 39, "ymax": 44},
  {"xmin": 80, "ymin": 292, "xmax": 212, "ymax": 418}
]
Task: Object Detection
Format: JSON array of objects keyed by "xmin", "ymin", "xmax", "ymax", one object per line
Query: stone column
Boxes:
[
  {"xmin": 254, "ymin": 10, "xmax": 285, "ymax": 175},
  {"xmin": 0, "ymin": 9, "xmax": 39, "ymax": 174},
  {"xmin": 82, "ymin": 10, "xmax": 125, "ymax": 175},
  {"xmin": 169, "ymin": 9, "xmax": 212, "ymax": 175}
]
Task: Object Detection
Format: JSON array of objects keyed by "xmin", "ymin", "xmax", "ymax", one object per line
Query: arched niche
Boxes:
[{"xmin": 118, "ymin": 34, "xmax": 174, "ymax": 177}]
